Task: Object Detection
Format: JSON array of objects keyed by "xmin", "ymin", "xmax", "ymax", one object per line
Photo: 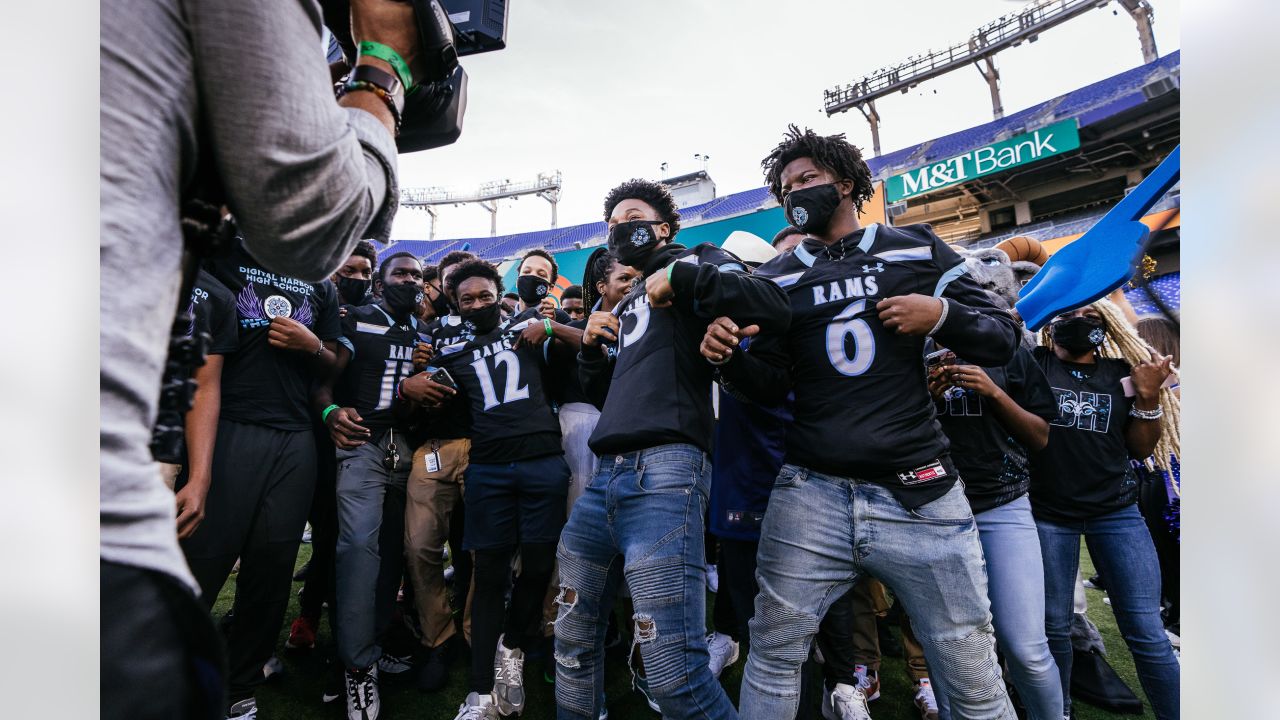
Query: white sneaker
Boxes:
[
  {"xmin": 822, "ymin": 682, "xmax": 872, "ymax": 720},
  {"xmin": 492, "ymin": 635, "xmax": 526, "ymax": 715},
  {"xmin": 453, "ymin": 691, "xmax": 500, "ymax": 720},
  {"xmin": 914, "ymin": 678, "xmax": 939, "ymax": 720},
  {"xmin": 706, "ymin": 563, "xmax": 719, "ymax": 593},
  {"xmin": 854, "ymin": 664, "xmax": 880, "ymax": 701},
  {"xmin": 445, "ymin": 565, "xmax": 456, "ymax": 583},
  {"xmin": 345, "ymin": 666, "xmax": 380, "ymax": 720},
  {"xmin": 226, "ymin": 698, "xmax": 257, "ymax": 719},
  {"xmin": 302, "ymin": 523, "xmax": 313, "ymax": 543},
  {"xmin": 706, "ymin": 632, "xmax": 740, "ymax": 678}
]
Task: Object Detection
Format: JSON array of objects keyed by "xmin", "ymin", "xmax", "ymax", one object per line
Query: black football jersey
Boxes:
[
  {"xmin": 1029, "ymin": 347, "xmax": 1138, "ymax": 523},
  {"xmin": 435, "ymin": 315, "xmax": 562, "ymax": 463},
  {"xmin": 730, "ymin": 223, "xmax": 1019, "ymax": 508},
  {"xmin": 583, "ymin": 242, "xmax": 791, "ymax": 456},
  {"xmin": 207, "ymin": 237, "xmax": 341, "ymax": 431},
  {"xmin": 335, "ymin": 304, "xmax": 430, "ymax": 432}
]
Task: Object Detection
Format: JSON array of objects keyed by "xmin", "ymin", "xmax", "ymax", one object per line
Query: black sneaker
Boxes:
[
  {"xmin": 323, "ymin": 660, "xmax": 345, "ymax": 704},
  {"xmin": 293, "ymin": 560, "xmax": 311, "ymax": 582},
  {"xmin": 417, "ymin": 643, "xmax": 450, "ymax": 693}
]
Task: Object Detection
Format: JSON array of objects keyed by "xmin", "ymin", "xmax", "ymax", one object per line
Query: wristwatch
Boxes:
[{"xmin": 347, "ymin": 64, "xmax": 406, "ymax": 116}]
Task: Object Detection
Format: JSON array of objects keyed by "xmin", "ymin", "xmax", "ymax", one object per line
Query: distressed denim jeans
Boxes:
[
  {"xmin": 739, "ymin": 465, "xmax": 1015, "ymax": 720},
  {"xmin": 553, "ymin": 444, "xmax": 736, "ymax": 720},
  {"xmin": 1037, "ymin": 504, "xmax": 1180, "ymax": 720}
]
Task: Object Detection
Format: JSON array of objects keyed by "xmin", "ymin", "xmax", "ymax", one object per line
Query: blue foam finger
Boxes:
[{"xmin": 1016, "ymin": 145, "xmax": 1179, "ymax": 331}]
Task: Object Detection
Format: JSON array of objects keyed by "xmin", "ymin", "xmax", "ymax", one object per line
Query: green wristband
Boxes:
[
  {"xmin": 321, "ymin": 404, "xmax": 341, "ymax": 424},
  {"xmin": 544, "ymin": 318, "xmax": 554, "ymax": 338},
  {"xmin": 358, "ymin": 41, "xmax": 414, "ymax": 92},
  {"xmin": 666, "ymin": 262, "xmax": 676, "ymax": 284}
]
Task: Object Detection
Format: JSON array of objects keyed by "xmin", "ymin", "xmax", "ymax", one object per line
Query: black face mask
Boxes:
[
  {"xmin": 428, "ymin": 286, "xmax": 452, "ymax": 317},
  {"xmin": 517, "ymin": 274, "xmax": 551, "ymax": 307},
  {"xmin": 461, "ymin": 302, "xmax": 502, "ymax": 334},
  {"xmin": 1051, "ymin": 316, "xmax": 1107, "ymax": 354},
  {"xmin": 382, "ymin": 282, "xmax": 424, "ymax": 316},
  {"xmin": 784, "ymin": 183, "xmax": 842, "ymax": 234},
  {"xmin": 608, "ymin": 220, "xmax": 664, "ymax": 269},
  {"xmin": 335, "ymin": 276, "xmax": 371, "ymax": 305}
]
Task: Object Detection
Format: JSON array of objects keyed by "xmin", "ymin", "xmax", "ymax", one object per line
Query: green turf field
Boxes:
[{"xmin": 216, "ymin": 541, "xmax": 1158, "ymax": 719}]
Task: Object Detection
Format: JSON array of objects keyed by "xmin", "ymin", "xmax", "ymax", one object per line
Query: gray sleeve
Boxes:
[{"xmin": 186, "ymin": 0, "xmax": 398, "ymax": 281}]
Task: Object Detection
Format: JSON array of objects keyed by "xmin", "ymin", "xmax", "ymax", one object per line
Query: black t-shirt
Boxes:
[
  {"xmin": 932, "ymin": 346, "xmax": 1058, "ymax": 514},
  {"xmin": 583, "ymin": 242, "xmax": 791, "ymax": 456},
  {"xmin": 435, "ymin": 315, "xmax": 563, "ymax": 464},
  {"xmin": 189, "ymin": 269, "xmax": 239, "ymax": 356},
  {"xmin": 207, "ymin": 238, "xmax": 341, "ymax": 431},
  {"xmin": 733, "ymin": 223, "xmax": 1020, "ymax": 509},
  {"xmin": 335, "ymin": 304, "xmax": 430, "ymax": 432},
  {"xmin": 1029, "ymin": 346, "xmax": 1139, "ymax": 522}
]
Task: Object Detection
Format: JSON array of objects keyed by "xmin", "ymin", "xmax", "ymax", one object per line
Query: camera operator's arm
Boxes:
[{"xmin": 188, "ymin": 0, "xmax": 423, "ymax": 280}]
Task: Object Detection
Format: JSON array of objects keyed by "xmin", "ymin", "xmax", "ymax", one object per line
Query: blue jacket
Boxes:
[{"xmin": 709, "ymin": 390, "xmax": 792, "ymax": 541}]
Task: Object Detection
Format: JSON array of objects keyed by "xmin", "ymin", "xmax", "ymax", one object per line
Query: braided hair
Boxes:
[
  {"xmin": 761, "ymin": 124, "xmax": 875, "ymax": 211},
  {"xmin": 580, "ymin": 247, "xmax": 618, "ymax": 313},
  {"xmin": 1040, "ymin": 298, "xmax": 1180, "ymax": 482}
]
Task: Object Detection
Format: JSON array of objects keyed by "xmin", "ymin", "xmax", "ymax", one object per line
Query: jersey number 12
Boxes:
[{"xmin": 471, "ymin": 350, "xmax": 530, "ymax": 410}]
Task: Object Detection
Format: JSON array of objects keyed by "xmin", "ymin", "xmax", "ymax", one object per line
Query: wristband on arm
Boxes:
[
  {"xmin": 544, "ymin": 318, "xmax": 554, "ymax": 338},
  {"xmin": 321, "ymin": 404, "xmax": 341, "ymax": 423},
  {"xmin": 358, "ymin": 41, "xmax": 415, "ymax": 92}
]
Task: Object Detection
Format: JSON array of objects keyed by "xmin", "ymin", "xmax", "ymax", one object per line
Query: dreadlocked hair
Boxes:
[
  {"xmin": 761, "ymin": 124, "xmax": 875, "ymax": 211},
  {"xmin": 1039, "ymin": 298, "xmax": 1180, "ymax": 484}
]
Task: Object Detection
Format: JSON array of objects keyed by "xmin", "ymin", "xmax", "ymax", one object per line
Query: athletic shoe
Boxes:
[
  {"xmin": 302, "ymin": 523, "xmax": 313, "ymax": 543},
  {"xmin": 226, "ymin": 698, "xmax": 257, "ymax": 719},
  {"xmin": 378, "ymin": 652, "xmax": 414, "ymax": 675},
  {"xmin": 452, "ymin": 691, "xmax": 499, "ymax": 720},
  {"xmin": 853, "ymin": 664, "xmax": 880, "ymax": 701},
  {"xmin": 444, "ymin": 565, "xmax": 456, "ymax": 583},
  {"xmin": 322, "ymin": 660, "xmax": 345, "ymax": 703},
  {"xmin": 262, "ymin": 656, "xmax": 285, "ymax": 681},
  {"xmin": 706, "ymin": 563, "xmax": 719, "ymax": 593},
  {"xmin": 293, "ymin": 561, "xmax": 311, "ymax": 581},
  {"xmin": 492, "ymin": 635, "xmax": 526, "ymax": 715},
  {"xmin": 443, "ymin": 544, "xmax": 451, "ymax": 563},
  {"xmin": 1083, "ymin": 574, "xmax": 1105, "ymax": 591},
  {"xmin": 286, "ymin": 616, "xmax": 317, "ymax": 650},
  {"xmin": 914, "ymin": 679, "xmax": 940, "ymax": 720},
  {"xmin": 632, "ymin": 674, "xmax": 661, "ymax": 714},
  {"xmin": 598, "ymin": 708, "xmax": 608, "ymax": 720},
  {"xmin": 417, "ymin": 643, "xmax": 450, "ymax": 693},
  {"xmin": 822, "ymin": 682, "xmax": 872, "ymax": 720},
  {"xmin": 706, "ymin": 632, "xmax": 740, "ymax": 678},
  {"xmin": 345, "ymin": 666, "xmax": 380, "ymax": 720}
]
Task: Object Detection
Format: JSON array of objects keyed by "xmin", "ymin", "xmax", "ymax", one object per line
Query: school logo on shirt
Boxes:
[
  {"xmin": 235, "ymin": 283, "xmax": 313, "ymax": 329},
  {"xmin": 1050, "ymin": 387, "xmax": 1112, "ymax": 433},
  {"xmin": 263, "ymin": 295, "xmax": 293, "ymax": 319}
]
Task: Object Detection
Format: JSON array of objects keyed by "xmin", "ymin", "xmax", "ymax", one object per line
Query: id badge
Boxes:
[{"xmin": 425, "ymin": 451, "xmax": 441, "ymax": 474}]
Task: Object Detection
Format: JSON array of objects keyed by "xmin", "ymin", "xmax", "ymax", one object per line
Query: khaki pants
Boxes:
[
  {"xmin": 850, "ymin": 576, "xmax": 891, "ymax": 671},
  {"xmin": 404, "ymin": 437, "xmax": 471, "ymax": 649}
]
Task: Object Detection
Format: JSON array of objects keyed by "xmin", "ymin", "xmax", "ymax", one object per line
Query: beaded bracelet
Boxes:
[{"xmin": 338, "ymin": 80, "xmax": 402, "ymax": 136}]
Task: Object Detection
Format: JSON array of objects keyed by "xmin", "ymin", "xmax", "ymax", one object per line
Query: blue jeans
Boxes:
[
  {"xmin": 971, "ymin": 496, "xmax": 1062, "ymax": 720},
  {"xmin": 739, "ymin": 465, "xmax": 1015, "ymax": 720},
  {"xmin": 553, "ymin": 444, "xmax": 735, "ymax": 720},
  {"xmin": 1037, "ymin": 504, "xmax": 1180, "ymax": 720},
  {"xmin": 334, "ymin": 430, "xmax": 409, "ymax": 670}
]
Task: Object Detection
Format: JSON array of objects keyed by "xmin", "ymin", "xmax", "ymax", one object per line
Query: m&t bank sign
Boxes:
[{"xmin": 885, "ymin": 119, "xmax": 1081, "ymax": 203}]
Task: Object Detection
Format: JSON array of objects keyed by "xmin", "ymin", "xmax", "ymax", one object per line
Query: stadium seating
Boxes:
[{"xmin": 379, "ymin": 51, "xmax": 1180, "ymax": 265}]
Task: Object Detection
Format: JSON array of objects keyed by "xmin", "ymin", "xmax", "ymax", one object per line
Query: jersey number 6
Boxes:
[{"xmin": 825, "ymin": 300, "xmax": 875, "ymax": 376}]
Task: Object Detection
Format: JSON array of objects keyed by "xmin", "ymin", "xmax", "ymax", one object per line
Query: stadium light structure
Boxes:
[
  {"xmin": 823, "ymin": 0, "xmax": 1159, "ymax": 156},
  {"xmin": 400, "ymin": 171, "xmax": 563, "ymax": 238}
]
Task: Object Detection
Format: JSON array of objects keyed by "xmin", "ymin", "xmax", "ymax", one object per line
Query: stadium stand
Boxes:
[{"xmin": 379, "ymin": 51, "xmax": 1180, "ymax": 265}]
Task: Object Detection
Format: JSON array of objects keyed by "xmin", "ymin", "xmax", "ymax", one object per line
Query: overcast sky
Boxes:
[{"xmin": 391, "ymin": 0, "xmax": 1180, "ymax": 241}]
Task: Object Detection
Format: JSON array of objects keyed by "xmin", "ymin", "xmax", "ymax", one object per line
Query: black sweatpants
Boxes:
[
  {"xmin": 180, "ymin": 418, "xmax": 316, "ymax": 705},
  {"xmin": 101, "ymin": 560, "xmax": 226, "ymax": 720},
  {"xmin": 470, "ymin": 543, "xmax": 557, "ymax": 693},
  {"xmin": 298, "ymin": 423, "xmax": 338, "ymax": 626}
]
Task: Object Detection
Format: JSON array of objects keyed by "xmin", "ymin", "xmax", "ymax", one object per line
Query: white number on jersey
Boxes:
[
  {"xmin": 825, "ymin": 300, "xmax": 876, "ymax": 376},
  {"xmin": 375, "ymin": 359, "xmax": 415, "ymax": 410},
  {"xmin": 620, "ymin": 302, "xmax": 651, "ymax": 350},
  {"xmin": 471, "ymin": 349, "xmax": 531, "ymax": 410}
]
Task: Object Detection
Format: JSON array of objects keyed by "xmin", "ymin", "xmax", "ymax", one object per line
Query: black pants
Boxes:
[
  {"xmin": 716, "ymin": 538, "xmax": 759, "ymax": 646},
  {"xmin": 469, "ymin": 543, "xmax": 556, "ymax": 693},
  {"xmin": 298, "ymin": 423, "xmax": 338, "ymax": 626},
  {"xmin": 101, "ymin": 560, "xmax": 226, "ymax": 720},
  {"xmin": 180, "ymin": 419, "xmax": 316, "ymax": 704},
  {"xmin": 1139, "ymin": 471, "xmax": 1180, "ymax": 629}
]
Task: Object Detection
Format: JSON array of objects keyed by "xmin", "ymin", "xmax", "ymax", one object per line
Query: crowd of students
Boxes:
[{"xmin": 168, "ymin": 126, "xmax": 1180, "ymax": 720}]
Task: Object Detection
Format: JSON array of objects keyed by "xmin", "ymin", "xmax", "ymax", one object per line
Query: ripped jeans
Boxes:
[
  {"xmin": 553, "ymin": 444, "xmax": 736, "ymax": 720},
  {"xmin": 739, "ymin": 465, "xmax": 1016, "ymax": 720}
]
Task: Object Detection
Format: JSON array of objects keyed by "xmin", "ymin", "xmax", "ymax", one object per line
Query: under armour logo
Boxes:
[{"xmin": 862, "ymin": 263, "xmax": 885, "ymax": 273}]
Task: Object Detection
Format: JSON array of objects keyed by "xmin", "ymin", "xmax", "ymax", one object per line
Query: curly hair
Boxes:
[
  {"xmin": 377, "ymin": 251, "xmax": 421, "ymax": 282},
  {"xmin": 351, "ymin": 239, "xmax": 378, "ymax": 269},
  {"xmin": 761, "ymin": 124, "xmax": 874, "ymax": 211},
  {"xmin": 446, "ymin": 258, "xmax": 504, "ymax": 297},
  {"xmin": 1040, "ymin": 299, "xmax": 1180, "ymax": 480},
  {"xmin": 438, "ymin": 250, "xmax": 478, "ymax": 277},
  {"xmin": 519, "ymin": 247, "xmax": 559, "ymax": 283},
  {"xmin": 603, "ymin": 179, "xmax": 681, "ymax": 239}
]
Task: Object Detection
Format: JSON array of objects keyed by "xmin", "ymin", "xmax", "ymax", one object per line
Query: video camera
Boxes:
[{"xmin": 320, "ymin": 0, "xmax": 509, "ymax": 153}]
